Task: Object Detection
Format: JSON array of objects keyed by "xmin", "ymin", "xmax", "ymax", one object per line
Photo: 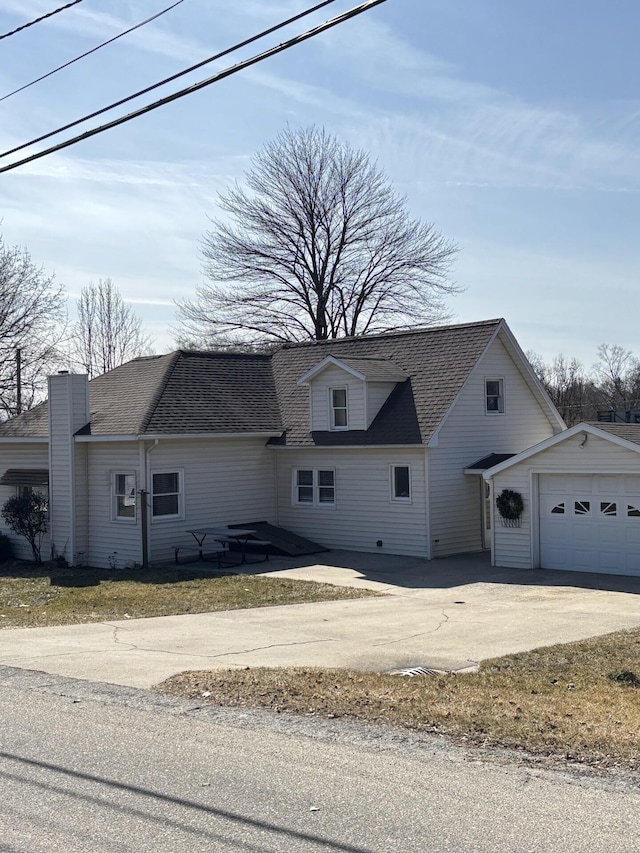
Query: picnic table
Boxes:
[{"xmin": 175, "ymin": 526, "xmax": 272, "ymax": 567}]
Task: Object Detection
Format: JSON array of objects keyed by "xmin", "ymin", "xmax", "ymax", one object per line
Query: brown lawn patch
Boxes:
[
  {"xmin": 158, "ymin": 629, "xmax": 640, "ymax": 771},
  {"xmin": 0, "ymin": 563, "xmax": 378, "ymax": 628}
]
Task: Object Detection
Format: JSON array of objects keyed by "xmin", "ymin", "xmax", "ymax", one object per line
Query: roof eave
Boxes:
[
  {"xmin": 76, "ymin": 431, "xmax": 283, "ymax": 441},
  {"xmin": 482, "ymin": 422, "xmax": 640, "ymax": 478}
]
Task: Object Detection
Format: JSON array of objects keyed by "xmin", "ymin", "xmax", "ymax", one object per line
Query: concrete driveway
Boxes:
[{"xmin": 0, "ymin": 551, "xmax": 638, "ymax": 689}]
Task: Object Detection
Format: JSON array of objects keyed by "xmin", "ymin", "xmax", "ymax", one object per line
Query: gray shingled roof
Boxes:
[
  {"xmin": 0, "ymin": 351, "xmax": 282, "ymax": 439},
  {"xmin": 0, "ymin": 319, "xmax": 503, "ymax": 444},
  {"xmin": 271, "ymin": 319, "xmax": 502, "ymax": 446},
  {"xmin": 326, "ymin": 357, "xmax": 409, "ymax": 381}
]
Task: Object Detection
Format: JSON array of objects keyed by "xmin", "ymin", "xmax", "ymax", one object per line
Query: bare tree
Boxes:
[
  {"xmin": 592, "ymin": 343, "xmax": 640, "ymax": 413},
  {"xmin": 0, "ymin": 234, "xmax": 66, "ymax": 418},
  {"xmin": 176, "ymin": 126, "xmax": 459, "ymax": 345},
  {"xmin": 71, "ymin": 279, "xmax": 151, "ymax": 378},
  {"xmin": 528, "ymin": 351, "xmax": 595, "ymax": 425}
]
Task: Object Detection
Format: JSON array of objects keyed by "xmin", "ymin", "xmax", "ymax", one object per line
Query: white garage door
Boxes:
[{"xmin": 539, "ymin": 474, "xmax": 640, "ymax": 576}]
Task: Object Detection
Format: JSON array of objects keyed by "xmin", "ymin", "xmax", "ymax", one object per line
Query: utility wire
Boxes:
[
  {"xmin": 1, "ymin": 0, "xmax": 338, "ymax": 160},
  {"xmin": 0, "ymin": 0, "xmax": 84, "ymax": 41},
  {"xmin": 0, "ymin": 0, "xmax": 389, "ymax": 176},
  {"xmin": 0, "ymin": 0, "xmax": 185, "ymax": 103},
  {"xmin": 1, "ymin": 0, "xmax": 389, "ymax": 175}
]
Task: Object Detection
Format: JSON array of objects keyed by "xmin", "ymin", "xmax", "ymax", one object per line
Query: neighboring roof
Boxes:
[
  {"xmin": 464, "ymin": 453, "xmax": 516, "ymax": 473},
  {"xmin": 0, "ymin": 469, "xmax": 49, "ymax": 486},
  {"xmin": 586, "ymin": 422, "xmax": 640, "ymax": 446},
  {"xmin": 271, "ymin": 319, "xmax": 504, "ymax": 446},
  {"xmin": 482, "ymin": 422, "xmax": 640, "ymax": 478}
]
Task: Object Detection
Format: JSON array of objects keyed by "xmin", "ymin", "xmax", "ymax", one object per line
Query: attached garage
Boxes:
[{"xmin": 484, "ymin": 423, "xmax": 640, "ymax": 577}]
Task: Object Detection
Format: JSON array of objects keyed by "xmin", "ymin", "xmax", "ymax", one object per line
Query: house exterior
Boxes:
[
  {"xmin": 484, "ymin": 422, "xmax": 640, "ymax": 577},
  {"xmin": 0, "ymin": 319, "xmax": 565, "ymax": 569}
]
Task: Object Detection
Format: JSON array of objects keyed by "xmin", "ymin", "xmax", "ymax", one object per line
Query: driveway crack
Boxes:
[{"xmin": 371, "ymin": 611, "xmax": 450, "ymax": 647}]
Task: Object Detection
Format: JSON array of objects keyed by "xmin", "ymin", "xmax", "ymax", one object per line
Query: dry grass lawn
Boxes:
[
  {"xmin": 0, "ymin": 563, "xmax": 378, "ymax": 628},
  {"xmin": 159, "ymin": 629, "xmax": 640, "ymax": 771}
]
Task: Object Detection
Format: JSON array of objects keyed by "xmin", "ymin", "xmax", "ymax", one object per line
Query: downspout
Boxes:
[{"xmin": 141, "ymin": 440, "xmax": 159, "ymax": 568}]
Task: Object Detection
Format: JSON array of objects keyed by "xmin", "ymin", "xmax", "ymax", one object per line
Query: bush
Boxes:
[{"xmin": 2, "ymin": 492, "xmax": 48, "ymax": 563}]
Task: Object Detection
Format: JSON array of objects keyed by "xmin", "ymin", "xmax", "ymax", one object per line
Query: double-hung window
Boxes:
[
  {"xmin": 330, "ymin": 388, "xmax": 348, "ymax": 429},
  {"xmin": 293, "ymin": 469, "xmax": 335, "ymax": 507},
  {"xmin": 485, "ymin": 379, "xmax": 505, "ymax": 414},
  {"xmin": 113, "ymin": 472, "xmax": 136, "ymax": 521},
  {"xmin": 152, "ymin": 471, "xmax": 182, "ymax": 519}
]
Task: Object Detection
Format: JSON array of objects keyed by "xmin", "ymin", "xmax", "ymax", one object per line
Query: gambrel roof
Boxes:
[{"xmin": 0, "ymin": 318, "xmax": 560, "ymax": 446}]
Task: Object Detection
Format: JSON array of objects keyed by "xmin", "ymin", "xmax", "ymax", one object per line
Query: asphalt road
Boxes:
[{"xmin": 0, "ymin": 666, "xmax": 638, "ymax": 852}]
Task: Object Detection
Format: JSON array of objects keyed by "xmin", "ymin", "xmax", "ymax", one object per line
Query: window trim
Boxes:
[
  {"xmin": 390, "ymin": 464, "xmax": 412, "ymax": 503},
  {"xmin": 485, "ymin": 377, "xmax": 505, "ymax": 415},
  {"xmin": 329, "ymin": 386, "xmax": 349, "ymax": 431},
  {"xmin": 292, "ymin": 467, "xmax": 336, "ymax": 508},
  {"xmin": 111, "ymin": 471, "xmax": 137, "ymax": 523},
  {"xmin": 151, "ymin": 469, "xmax": 184, "ymax": 521}
]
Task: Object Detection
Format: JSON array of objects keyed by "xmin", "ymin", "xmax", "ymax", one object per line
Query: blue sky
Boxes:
[{"xmin": 1, "ymin": 0, "xmax": 639, "ymax": 365}]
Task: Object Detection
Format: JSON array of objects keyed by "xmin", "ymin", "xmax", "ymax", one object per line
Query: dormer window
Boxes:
[
  {"xmin": 330, "ymin": 387, "xmax": 348, "ymax": 430},
  {"xmin": 485, "ymin": 379, "xmax": 504, "ymax": 414}
]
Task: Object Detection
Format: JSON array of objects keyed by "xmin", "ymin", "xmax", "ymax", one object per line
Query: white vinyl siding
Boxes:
[
  {"xmin": 429, "ymin": 336, "xmax": 558, "ymax": 558},
  {"xmin": 366, "ymin": 382, "xmax": 397, "ymax": 427},
  {"xmin": 0, "ymin": 444, "xmax": 50, "ymax": 561},
  {"xmin": 147, "ymin": 437, "xmax": 277, "ymax": 565},
  {"xmin": 87, "ymin": 443, "xmax": 141, "ymax": 570},
  {"xmin": 309, "ymin": 365, "xmax": 365, "ymax": 431},
  {"xmin": 276, "ymin": 448, "xmax": 427, "ymax": 557},
  {"xmin": 47, "ymin": 373, "xmax": 90, "ymax": 566},
  {"xmin": 491, "ymin": 432, "xmax": 640, "ymax": 570}
]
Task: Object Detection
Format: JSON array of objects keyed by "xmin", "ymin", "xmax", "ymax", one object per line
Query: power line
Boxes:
[
  {"xmin": 1, "ymin": 0, "xmax": 339, "ymax": 160},
  {"xmin": 0, "ymin": 0, "xmax": 386, "ymax": 173},
  {"xmin": 1, "ymin": 0, "xmax": 389, "ymax": 175},
  {"xmin": 0, "ymin": 0, "xmax": 186, "ymax": 104},
  {"xmin": 0, "ymin": 0, "xmax": 84, "ymax": 41}
]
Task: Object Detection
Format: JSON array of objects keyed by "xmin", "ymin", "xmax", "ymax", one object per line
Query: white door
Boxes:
[{"xmin": 539, "ymin": 474, "xmax": 640, "ymax": 576}]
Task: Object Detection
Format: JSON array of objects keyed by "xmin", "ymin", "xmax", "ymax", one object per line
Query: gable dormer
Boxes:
[{"xmin": 296, "ymin": 356, "xmax": 408, "ymax": 432}]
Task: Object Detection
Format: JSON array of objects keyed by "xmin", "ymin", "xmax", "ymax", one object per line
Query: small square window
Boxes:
[{"xmin": 485, "ymin": 379, "xmax": 504, "ymax": 414}]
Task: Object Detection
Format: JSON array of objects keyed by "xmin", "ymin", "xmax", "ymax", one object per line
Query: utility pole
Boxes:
[{"xmin": 15, "ymin": 347, "xmax": 22, "ymax": 415}]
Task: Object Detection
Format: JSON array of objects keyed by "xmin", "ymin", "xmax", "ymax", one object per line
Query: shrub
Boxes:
[{"xmin": 2, "ymin": 492, "xmax": 48, "ymax": 563}]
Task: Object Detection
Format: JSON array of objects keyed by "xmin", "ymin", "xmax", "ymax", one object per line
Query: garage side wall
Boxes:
[{"xmin": 491, "ymin": 433, "xmax": 640, "ymax": 569}]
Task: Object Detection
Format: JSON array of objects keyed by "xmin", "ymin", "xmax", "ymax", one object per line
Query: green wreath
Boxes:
[{"xmin": 496, "ymin": 488, "xmax": 524, "ymax": 521}]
